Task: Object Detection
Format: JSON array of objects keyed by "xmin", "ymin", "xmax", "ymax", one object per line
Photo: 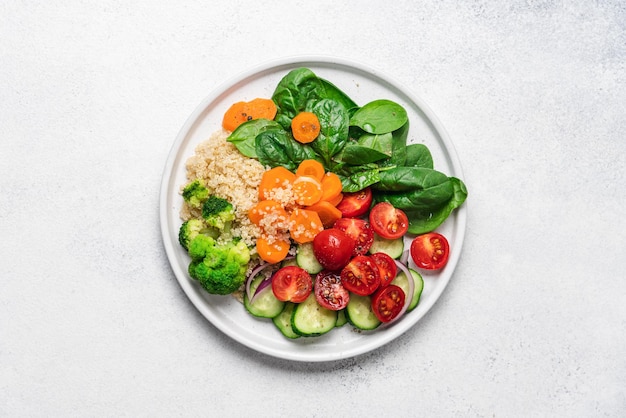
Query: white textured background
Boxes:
[{"xmin": 1, "ymin": 1, "xmax": 625, "ymax": 416}]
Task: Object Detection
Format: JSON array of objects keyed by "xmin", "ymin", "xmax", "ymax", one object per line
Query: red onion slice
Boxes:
[{"xmin": 249, "ymin": 277, "xmax": 273, "ymax": 304}]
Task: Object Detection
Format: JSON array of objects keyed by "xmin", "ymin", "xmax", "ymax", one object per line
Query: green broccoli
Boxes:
[
  {"xmin": 202, "ymin": 195, "xmax": 235, "ymax": 230},
  {"xmin": 186, "ymin": 234, "xmax": 250, "ymax": 295},
  {"xmin": 178, "ymin": 219, "xmax": 206, "ymax": 250},
  {"xmin": 182, "ymin": 179, "xmax": 210, "ymax": 209},
  {"xmin": 178, "ymin": 218, "xmax": 220, "ymax": 250}
]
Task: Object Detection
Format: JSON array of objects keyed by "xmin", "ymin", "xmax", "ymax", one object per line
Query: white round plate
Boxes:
[{"xmin": 160, "ymin": 56, "xmax": 467, "ymax": 362}]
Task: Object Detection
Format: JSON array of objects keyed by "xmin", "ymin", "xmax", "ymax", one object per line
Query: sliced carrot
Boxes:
[
  {"xmin": 326, "ymin": 192, "xmax": 343, "ymax": 207},
  {"xmin": 258, "ymin": 166, "xmax": 296, "ymax": 201},
  {"xmin": 291, "ymin": 112, "xmax": 320, "ymax": 143},
  {"xmin": 320, "ymin": 172, "xmax": 343, "ymax": 203},
  {"xmin": 256, "ymin": 236, "xmax": 290, "ymax": 264},
  {"xmin": 292, "ymin": 175, "xmax": 323, "ymax": 206},
  {"xmin": 295, "ymin": 159, "xmax": 325, "ymax": 181},
  {"xmin": 289, "ymin": 208, "xmax": 324, "ymax": 244},
  {"xmin": 222, "ymin": 98, "xmax": 277, "ymax": 132},
  {"xmin": 248, "ymin": 200, "xmax": 288, "ymax": 227},
  {"xmin": 307, "ymin": 200, "xmax": 342, "ymax": 228}
]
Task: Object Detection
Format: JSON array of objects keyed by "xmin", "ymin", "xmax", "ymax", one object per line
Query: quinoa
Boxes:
[{"xmin": 179, "ymin": 129, "xmax": 265, "ymax": 248}]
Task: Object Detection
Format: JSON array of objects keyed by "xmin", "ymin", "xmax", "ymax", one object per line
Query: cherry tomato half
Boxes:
[
  {"xmin": 314, "ymin": 270, "xmax": 350, "ymax": 311},
  {"xmin": 410, "ymin": 232, "xmax": 450, "ymax": 270},
  {"xmin": 271, "ymin": 266, "xmax": 312, "ymax": 303},
  {"xmin": 333, "ymin": 217, "xmax": 374, "ymax": 256},
  {"xmin": 340, "ymin": 255, "xmax": 380, "ymax": 296},
  {"xmin": 369, "ymin": 202, "xmax": 409, "ymax": 240},
  {"xmin": 336, "ymin": 187, "xmax": 373, "ymax": 218},
  {"xmin": 370, "ymin": 252, "xmax": 397, "ymax": 288},
  {"xmin": 312, "ymin": 228, "xmax": 355, "ymax": 271},
  {"xmin": 371, "ymin": 284, "xmax": 406, "ymax": 323}
]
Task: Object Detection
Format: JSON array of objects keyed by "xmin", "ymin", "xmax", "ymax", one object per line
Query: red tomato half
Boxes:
[
  {"xmin": 333, "ymin": 217, "xmax": 374, "ymax": 256},
  {"xmin": 370, "ymin": 252, "xmax": 397, "ymax": 288},
  {"xmin": 336, "ymin": 187, "xmax": 373, "ymax": 218},
  {"xmin": 369, "ymin": 202, "xmax": 409, "ymax": 239},
  {"xmin": 340, "ymin": 255, "xmax": 380, "ymax": 296},
  {"xmin": 271, "ymin": 266, "xmax": 312, "ymax": 303},
  {"xmin": 371, "ymin": 285, "xmax": 406, "ymax": 323},
  {"xmin": 314, "ymin": 270, "xmax": 350, "ymax": 311},
  {"xmin": 312, "ymin": 228, "xmax": 355, "ymax": 271},
  {"xmin": 410, "ymin": 232, "xmax": 450, "ymax": 270}
]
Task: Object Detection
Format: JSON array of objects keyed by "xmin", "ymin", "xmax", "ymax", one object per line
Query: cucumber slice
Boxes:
[
  {"xmin": 244, "ymin": 276, "xmax": 285, "ymax": 318},
  {"xmin": 281, "ymin": 257, "xmax": 298, "ymax": 267},
  {"xmin": 345, "ymin": 293, "xmax": 381, "ymax": 330},
  {"xmin": 368, "ymin": 233, "xmax": 404, "ymax": 259},
  {"xmin": 291, "ymin": 293, "xmax": 338, "ymax": 337},
  {"xmin": 272, "ymin": 302, "xmax": 300, "ymax": 339},
  {"xmin": 391, "ymin": 268, "xmax": 424, "ymax": 311},
  {"xmin": 296, "ymin": 243, "xmax": 323, "ymax": 274},
  {"xmin": 335, "ymin": 309, "xmax": 348, "ymax": 327}
]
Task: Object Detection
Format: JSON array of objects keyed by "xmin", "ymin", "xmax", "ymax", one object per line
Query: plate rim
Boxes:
[{"xmin": 159, "ymin": 55, "xmax": 467, "ymax": 362}]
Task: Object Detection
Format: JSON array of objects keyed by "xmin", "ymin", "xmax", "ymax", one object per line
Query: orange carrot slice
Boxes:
[
  {"xmin": 258, "ymin": 166, "xmax": 296, "ymax": 201},
  {"xmin": 320, "ymin": 172, "xmax": 343, "ymax": 203},
  {"xmin": 248, "ymin": 200, "xmax": 288, "ymax": 227},
  {"xmin": 292, "ymin": 175, "xmax": 323, "ymax": 206},
  {"xmin": 295, "ymin": 159, "xmax": 325, "ymax": 181},
  {"xmin": 222, "ymin": 98, "xmax": 277, "ymax": 132},
  {"xmin": 291, "ymin": 112, "xmax": 320, "ymax": 143},
  {"xmin": 256, "ymin": 236, "xmax": 290, "ymax": 264},
  {"xmin": 326, "ymin": 192, "xmax": 343, "ymax": 207},
  {"xmin": 307, "ymin": 200, "xmax": 342, "ymax": 228},
  {"xmin": 289, "ymin": 208, "xmax": 324, "ymax": 244}
]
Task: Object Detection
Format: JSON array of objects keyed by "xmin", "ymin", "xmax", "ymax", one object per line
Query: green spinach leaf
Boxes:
[
  {"xmin": 272, "ymin": 68, "xmax": 324, "ymax": 129},
  {"xmin": 319, "ymin": 78, "xmax": 358, "ymax": 112},
  {"xmin": 406, "ymin": 177, "xmax": 468, "ymax": 234},
  {"xmin": 350, "ymin": 99, "xmax": 408, "ymax": 134},
  {"xmin": 255, "ymin": 129, "xmax": 318, "ymax": 171},
  {"xmin": 404, "ymin": 143, "xmax": 433, "ymax": 169},
  {"xmin": 309, "ymin": 99, "xmax": 349, "ymax": 167},
  {"xmin": 334, "ymin": 163, "xmax": 382, "ymax": 192},
  {"xmin": 226, "ymin": 118, "xmax": 283, "ymax": 158}
]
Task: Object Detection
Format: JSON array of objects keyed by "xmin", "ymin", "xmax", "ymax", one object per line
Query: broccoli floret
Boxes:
[
  {"xmin": 186, "ymin": 234, "xmax": 251, "ymax": 295},
  {"xmin": 202, "ymin": 195, "xmax": 235, "ymax": 230},
  {"xmin": 178, "ymin": 219, "xmax": 206, "ymax": 250},
  {"xmin": 182, "ymin": 179, "xmax": 210, "ymax": 209}
]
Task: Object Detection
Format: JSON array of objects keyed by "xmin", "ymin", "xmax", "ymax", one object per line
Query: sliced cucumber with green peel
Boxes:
[
  {"xmin": 345, "ymin": 293, "xmax": 381, "ymax": 330},
  {"xmin": 296, "ymin": 243, "xmax": 323, "ymax": 274},
  {"xmin": 368, "ymin": 234, "xmax": 404, "ymax": 259},
  {"xmin": 335, "ymin": 309, "xmax": 348, "ymax": 327},
  {"xmin": 244, "ymin": 276, "xmax": 284, "ymax": 318},
  {"xmin": 391, "ymin": 268, "xmax": 424, "ymax": 311},
  {"xmin": 273, "ymin": 302, "xmax": 300, "ymax": 339},
  {"xmin": 291, "ymin": 293, "xmax": 337, "ymax": 337}
]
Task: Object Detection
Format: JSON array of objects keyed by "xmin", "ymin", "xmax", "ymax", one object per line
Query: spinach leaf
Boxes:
[
  {"xmin": 339, "ymin": 144, "xmax": 389, "ymax": 165},
  {"xmin": 319, "ymin": 78, "xmax": 358, "ymax": 112},
  {"xmin": 406, "ymin": 177, "xmax": 468, "ymax": 234},
  {"xmin": 309, "ymin": 99, "xmax": 349, "ymax": 167},
  {"xmin": 334, "ymin": 163, "xmax": 382, "ymax": 192},
  {"xmin": 226, "ymin": 118, "xmax": 283, "ymax": 158},
  {"xmin": 404, "ymin": 143, "xmax": 433, "ymax": 169},
  {"xmin": 350, "ymin": 99, "xmax": 408, "ymax": 134},
  {"xmin": 357, "ymin": 132, "xmax": 393, "ymax": 156},
  {"xmin": 373, "ymin": 167, "xmax": 449, "ymax": 192},
  {"xmin": 255, "ymin": 129, "xmax": 318, "ymax": 171},
  {"xmin": 373, "ymin": 167, "xmax": 454, "ymax": 212},
  {"xmin": 272, "ymin": 68, "xmax": 324, "ymax": 129},
  {"xmin": 389, "ymin": 120, "xmax": 409, "ymax": 166}
]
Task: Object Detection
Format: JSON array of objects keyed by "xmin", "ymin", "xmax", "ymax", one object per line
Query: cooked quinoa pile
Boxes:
[{"xmin": 180, "ymin": 129, "xmax": 265, "ymax": 249}]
